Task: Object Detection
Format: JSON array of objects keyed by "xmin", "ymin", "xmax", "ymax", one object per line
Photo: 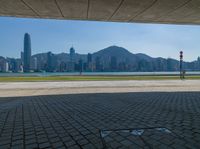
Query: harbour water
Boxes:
[{"xmin": 0, "ymin": 71, "xmax": 200, "ymax": 77}]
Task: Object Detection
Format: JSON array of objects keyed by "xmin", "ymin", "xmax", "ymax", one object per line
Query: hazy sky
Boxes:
[{"xmin": 0, "ymin": 16, "xmax": 200, "ymax": 61}]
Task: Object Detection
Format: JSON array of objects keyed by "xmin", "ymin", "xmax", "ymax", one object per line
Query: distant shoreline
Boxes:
[{"xmin": 0, "ymin": 71, "xmax": 200, "ymax": 77}]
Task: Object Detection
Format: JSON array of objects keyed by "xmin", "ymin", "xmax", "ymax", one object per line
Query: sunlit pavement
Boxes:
[
  {"xmin": 0, "ymin": 92, "xmax": 200, "ymax": 149},
  {"xmin": 1, "ymin": 80, "xmax": 200, "ymax": 97}
]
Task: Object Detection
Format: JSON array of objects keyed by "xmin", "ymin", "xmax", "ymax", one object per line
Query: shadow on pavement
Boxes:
[{"xmin": 0, "ymin": 92, "xmax": 199, "ymax": 149}]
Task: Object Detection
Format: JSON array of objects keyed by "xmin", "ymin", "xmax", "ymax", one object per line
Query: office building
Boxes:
[{"xmin": 23, "ymin": 33, "xmax": 31, "ymax": 72}]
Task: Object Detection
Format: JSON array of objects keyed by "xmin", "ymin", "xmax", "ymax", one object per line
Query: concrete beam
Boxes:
[
  {"xmin": 88, "ymin": 0, "xmax": 122, "ymax": 21},
  {"xmin": 0, "ymin": 0, "xmax": 36, "ymax": 17},
  {"xmin": 1, "ymin": 0, "xmax": 200, "ymax": 25},
  {"xmin": 23, "ymin": 0, "xmax": 63, "ymax": 18},
  {"xmin": 111, "ymin": 0, "xmax": 155, "ymax": 22},
  {"xmin": 133, "ymin": 0, "xmax": 189, "ymax": 21},
  {"xmin": 57, "ymin": 0, "xmax": 88, "ymax": 19},
  {"xmin": 158, "ymin": 0, "xmax": 200, "ymax": 23}
]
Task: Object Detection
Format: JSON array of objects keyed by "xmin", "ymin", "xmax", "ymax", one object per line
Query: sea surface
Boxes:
[{"xmin": 0, "ymin": 71, "xmax": 200, "ymax": 77}]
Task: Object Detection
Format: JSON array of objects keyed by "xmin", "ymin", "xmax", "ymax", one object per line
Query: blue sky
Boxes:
[{"xmin": 0, "ymin": 16, "xmax": 200, "ymax": 61}]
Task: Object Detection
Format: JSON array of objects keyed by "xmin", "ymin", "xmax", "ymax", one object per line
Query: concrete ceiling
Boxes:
[{"xmin": 0, "ymin": 0, "xmax": 200, "ymax": 25}]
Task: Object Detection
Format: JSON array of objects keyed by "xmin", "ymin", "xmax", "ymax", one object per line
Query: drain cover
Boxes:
[
  {"xmin": 100, "ymin": 127, "xmax": 198, "ymax": 149},
  {"xmin": 131, "ymin": 129, "xmax": 144, "ymax": 136}
]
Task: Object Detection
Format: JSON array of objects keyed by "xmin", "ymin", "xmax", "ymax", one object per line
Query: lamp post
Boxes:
[{"xmin": 180, "ymin": 51, "xmax": 183, "ymax": 79}]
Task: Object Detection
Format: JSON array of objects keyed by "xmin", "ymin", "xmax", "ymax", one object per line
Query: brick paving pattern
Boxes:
[{"xmin": 0, "ymin": 92, "xmax": 200, "ymax": 149}]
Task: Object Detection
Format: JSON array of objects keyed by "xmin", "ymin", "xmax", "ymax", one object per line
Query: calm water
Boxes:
[{"xmin": 0, "ymin": 71, "xmax": 200, "ymax": 77}]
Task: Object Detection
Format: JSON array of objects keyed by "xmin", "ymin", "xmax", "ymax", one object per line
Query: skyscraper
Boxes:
[
  {"xmin": 46, "ymin": 52, "xmax": 54, "ymax": 72},
  {"xmin": 23, "ymin": 33, "xmax": 31, "ymax": 72},
  {"xmin": 70, "ymin": 47, "xmax": 75, "ymax": 62},
  {"xmin": 68, "ymin": 47, "xmax": 75, "ymax": 71}
]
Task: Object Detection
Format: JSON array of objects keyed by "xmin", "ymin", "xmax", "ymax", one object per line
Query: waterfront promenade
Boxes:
[
  {"xmin": 0, "ymin": 80, "xmax": 200, "ymax": 148},
  {"xmin": 0, "ymin": 80, "xmax": 200, "ymax": 97}
]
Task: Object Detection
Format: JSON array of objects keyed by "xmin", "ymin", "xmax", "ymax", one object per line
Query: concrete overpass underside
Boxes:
[{"xmin": 1, "ymin": 0, "xmax": 200, "ymax": 25}]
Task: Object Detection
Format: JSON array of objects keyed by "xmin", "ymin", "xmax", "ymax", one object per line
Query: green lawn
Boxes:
[{"xmin": 0, "ymin": 75, "xmax": 200, "ymax": 82}]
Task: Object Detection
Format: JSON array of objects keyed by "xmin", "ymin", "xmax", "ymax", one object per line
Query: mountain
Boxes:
[
  {"xmin": 93, "ymin": 46, "xmax": 156, "ymax": 61},
  {"xmin": 93, "ymin": 46, "xmax": 139, "ymax": 70},
  {"xmin": 92, "ymin": 46, "xmax": 179, "ymax": 71},
  {"xmin": 94, "ymin": 46, "xmax": 134, "ymax": 57},
  {"xmin": 135, "ymin": 53, "xmax": 153, "ymax": 61},
  {"xmin": 94, "ymin": 46, "xmax": 137, "ymax": 60}
]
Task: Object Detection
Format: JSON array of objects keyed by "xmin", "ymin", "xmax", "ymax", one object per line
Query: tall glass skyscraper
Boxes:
[{"xmin": 23, "ymin": 33, "xmax": 31, "ymax": 72}]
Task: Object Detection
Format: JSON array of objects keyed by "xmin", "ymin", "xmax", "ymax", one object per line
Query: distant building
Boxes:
[
  {"xmin": 21, "ymin": 51, "xmax": 24, "ymax": 64},
  {"xmin": 59, "ymin": 62, "xmax": 66, "ymax": 72},
  {"xmin": 95, "ymin": 56, "xmax": 101, "ymax": 71},
  {"xmin": 87, "ymin": 53, "xmax": 92, "ymax": 63},
  {"xmin": 70, "ymin": 47, "xmax": 75, "ymax": 62},
  {"xmin": 197, "ymin": 57, "xmax": 200, "ymax": 70},
  {"xmin": 198, "ymin": 57, "xmax": 200, "ymax": 62},
  {"xmin": 66, "ymin": 62, "xmax": 73, "ymax": 72},
  {"xmin": 46, "ymin": 52, "xmax": 53, "ymax": 72},
  {"xmin": 19, "ymin": 64, "xmax": 23, "ymax": 72},
  {"xmin": 110, "ymin": 56, "xmax": 117, "ymax": 71},
  {"xmin": 87, "ymin": 53, "xmax": 93, "ymax": 71},
  {"xmin": 118, "ymin": 62, "xmax": 126, "ymax": 71},
  {"xmin": 33, "ymin": 57, "xmax": 38, "ymax": 71},
  {"xmin": 7, "ymin": 58, "xmax": 18, "ymax": 72},
  {"xmin": 0, "ymin": 57, "xmax": 5, "ymax": 72},
  {"xmin": 4, "ymin": 62, "xmax": 9, "ymax": 72},
  {"xmin": 78, "ymin": 59, "xmax": 83, "ymax": 74},
  {"xmin": 68, "ymin": 47, "xmax": 75, "ymax": 71},
  {"xmin": 0, "ymin": 58, "xmax": 8, "ymax": 72},
  {"xmin": 23, "ymin": 33, "xmax": 31, "ymax": 72}
]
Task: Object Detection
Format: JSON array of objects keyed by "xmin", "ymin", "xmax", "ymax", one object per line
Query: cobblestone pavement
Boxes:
[{"xmin": 0, "ymin": 92, "xmax": 200, "ymax": 149}]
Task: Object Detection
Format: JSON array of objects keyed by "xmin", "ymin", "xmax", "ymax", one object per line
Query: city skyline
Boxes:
[
  {"xmin": 0, "ymin": 33, "xmax": 200, "ymax": 73},
  {"xmin": 1, "ymin": 17, "xmax": 200, "ymax": 61}
]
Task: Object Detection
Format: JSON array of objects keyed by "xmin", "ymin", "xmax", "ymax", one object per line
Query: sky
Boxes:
[{"xmin": 0, "ymin": 16, "xmax": 200, "ymax": 62}]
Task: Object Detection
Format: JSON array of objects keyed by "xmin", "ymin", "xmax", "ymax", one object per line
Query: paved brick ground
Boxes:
[{"xmin": 0, "ymin": 92, "xmax": 200, "ymax": 149}]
